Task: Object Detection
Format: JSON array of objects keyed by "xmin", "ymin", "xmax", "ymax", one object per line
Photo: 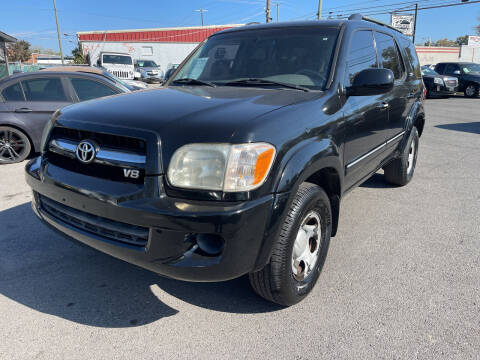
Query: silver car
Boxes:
[
  {"xmin": 0, "ymin": 70, "xmax": 130, "ymax": 163},
  {"xmin": 134, "ymin": 60, "xmax": 164, "ymax": 83}
]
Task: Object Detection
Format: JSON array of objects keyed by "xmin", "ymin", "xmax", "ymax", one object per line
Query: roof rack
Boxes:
[{"xmin": 348, "ymin": 13, "xmax": 402, "ymax": 34}]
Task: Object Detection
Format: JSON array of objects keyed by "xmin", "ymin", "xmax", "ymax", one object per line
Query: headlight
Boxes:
[
  {"xmin": 434, "ymin": 77, "xmax": 444, "ymax": 85},
  {"xmin": 167, "ymin": 143, "xmax": 276, "ymax": 192}
]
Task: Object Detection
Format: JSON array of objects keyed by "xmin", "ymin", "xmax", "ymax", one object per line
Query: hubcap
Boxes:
[
  {"xmin": 292, "ymin": 211, "xmax": 322, "ymax": 281},
  {"xmin": 407, "ymin": 139, "xmax": 416, "ymax": 174},
  {"xmin": 0, "ymin": 129, "xmax": 26, "ymax": 162},
  {"xmin": 466, "ymin": 86, "xmax": 475, "ymax": 97}
]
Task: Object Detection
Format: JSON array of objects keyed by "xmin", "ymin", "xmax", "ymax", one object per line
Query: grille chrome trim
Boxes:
[{"xmin": 49, "ymin": 139, "xmax": 146, "ymax": 167}]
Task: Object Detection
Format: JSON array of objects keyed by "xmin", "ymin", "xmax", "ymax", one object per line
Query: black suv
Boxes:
[
  {"xmin": 434, "ymin": 62, "xmax": 480, "ymax": 98},
  {"xmin": 26, "ymin": 14, "xmax": 425, "ymax": 306}
]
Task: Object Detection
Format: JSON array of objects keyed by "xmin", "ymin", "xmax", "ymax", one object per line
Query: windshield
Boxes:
[
  {"xmin": 102, "ymin": 54, "xmax": 132, "ymax": 65},
  {"xmin": 421, "ymin": 67, "xmax": 438, "ymax": 76},
  {"xmin": 101, "ymin": 70, "xmax": 132, "ymax": 91},
  {"xmin": 137, "ymin": 60, "xmax": 158, "ymax": 67},
  {"xmin": 171, "ymin": 27, "xmax": 339, "ymax": 90},
  {"xmin": 461, "ymin": 63, "xmax": 480, "ymax": 74}
]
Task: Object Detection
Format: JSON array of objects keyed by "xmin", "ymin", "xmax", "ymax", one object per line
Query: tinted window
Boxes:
[
  {"xmin": 102, "ymin": 55, "xmax": 132, "ymax": 65},
  {"xmin": 403, "ymin": 41, "xmax": 421, "ymax": 78},
  {"xmin": 22, "ymin": 77, "xmax": 67, "ymax": 101},
  {"xmin": 2, "ymin": 82, "xmax": 25, "ymax": 101},
  {"xmin": 70, "ymin": 78, "xmax": 118, "ymax": 101},
  {"xmin": 435, "ymin": 63, "xmax": 446, "ymax": 74},
  {"xmin": 136, "ymin": 60, "xmax": 157, "ymax": 67},
  {"xmin": 345, "ymin": 30, "xmax": 377, "ymax": 87},
  {"xmin": 375, "ymin": 32, "xmax": 404, "ymax": 80},
  {"xmin": 173, "ymin": 28, "xmax": 339, "ymax": 90},
  {"xmin": 445, "ymin": 63, "xmax": 459, "ymax": 74}
]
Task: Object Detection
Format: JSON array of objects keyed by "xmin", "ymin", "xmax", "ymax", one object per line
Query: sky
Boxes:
[{"xmin": 2, "ymin": 0, "xmax": 479, "ymax": 55}]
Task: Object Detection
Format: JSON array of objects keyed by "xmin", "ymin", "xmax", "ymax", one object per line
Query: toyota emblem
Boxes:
[{"xmin": 75, "ymin": 140, "xmax": 98, "ymax": 164}]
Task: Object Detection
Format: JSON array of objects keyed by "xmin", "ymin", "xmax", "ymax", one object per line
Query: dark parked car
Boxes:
[
  {"xmin": 421, "ymin": 66, "xmax": 458, "ymax": 98},
  {"xmin": 0, "ymin": 69, "xmax": 130, "ymax": 163},
  {"xmin": 434, "ymin": 62, "xmax": 480, "ymax": 98},
  {"xmin": 134, "ymin": 60, "xmax": 163, "ymax": 83},
  {"xmin": 163, "ymin": 64, "xmax": 179, "ymax": 82},
  {"xmin": 26, "ymin": 14, "xmax": 425, "ymax": 306}
]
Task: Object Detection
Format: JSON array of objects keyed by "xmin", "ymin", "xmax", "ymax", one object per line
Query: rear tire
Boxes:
[
  {"xmin": 249, "ymin": 183, "xmax": 332, "ymax": 306},
  {"xmin": 0, "ymin": 126, "xmax": 31, "ymax": 164},
  {"xmin": 383, "ymin": 127, "xmax": 419, "ymax": 186}
]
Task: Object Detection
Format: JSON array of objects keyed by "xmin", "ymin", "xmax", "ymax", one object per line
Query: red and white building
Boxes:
[{"xmin": 77, "ymin": 24, "xmax": 242, "ymax": 73}]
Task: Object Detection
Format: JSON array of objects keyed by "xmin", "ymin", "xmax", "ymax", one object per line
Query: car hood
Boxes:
[
  {"xmin": 138, "ymin": 67, "xmax": 159, "ymax": 72},
  {"xmin": 56, "ymin": 85, "xmax": 322, "ymax": 155}
]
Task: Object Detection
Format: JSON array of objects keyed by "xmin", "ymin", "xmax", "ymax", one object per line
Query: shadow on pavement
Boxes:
[
  {"xmin": 0, "ymin": 203, "xmax": 281, "ymax": 328},
  {"xmin": 359, "ymin": 173, "xmax": 390, "ymax": 189},
  {"xmin": 435, "ymin": 122, "xmax": 480, "ymax": 135}
]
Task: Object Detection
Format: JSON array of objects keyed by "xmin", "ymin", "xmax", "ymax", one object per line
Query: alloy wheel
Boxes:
[{"xmin": 0, "ymin": 128, "xmax": 29, "ymax": 163}]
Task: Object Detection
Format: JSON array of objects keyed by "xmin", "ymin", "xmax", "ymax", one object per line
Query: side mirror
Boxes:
[
  {"xmin": 346, "ymin": 68, "xmax": 394, "ymax": 96},
  {"xmin": 453, "ymin": 70, "xmax": 461, "ymax": 75}
]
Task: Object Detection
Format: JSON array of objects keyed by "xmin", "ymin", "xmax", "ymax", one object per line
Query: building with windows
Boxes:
[
  {"xmin": 77, "ymin": 24, "xmax": 241, "ymax": 73},
  {"xmin": 0, "ymin": 31, "xmax": 17, "ymax": 80}
]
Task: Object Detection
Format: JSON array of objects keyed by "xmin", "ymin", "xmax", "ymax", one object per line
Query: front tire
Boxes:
[
  {"xmin": 464, "ymin": 84, "xmax": 479, "ymax": 98},
  {"xmin": 0, "ymin": 126, "xmax": 31, "ymax": 164},
  {"xmin": 383, "ymin": 127, "xmax": 419, "ymax": 186},
  {"xmin": 249, "ymin": 183, "xmax": 332, "ymax": 306}
]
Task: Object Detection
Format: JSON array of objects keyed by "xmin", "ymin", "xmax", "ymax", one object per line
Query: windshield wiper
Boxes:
[
  {"xmin": 224, "ymin": 78, "xmax": 310, "ymax": 92},
  {"xmin": 172, "ymin": 78, "xmax": 216, "ymax": 87}
]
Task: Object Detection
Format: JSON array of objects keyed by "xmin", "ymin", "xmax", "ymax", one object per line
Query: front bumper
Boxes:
[
  {"xmin": 25, "ymin": 157, "xmax": 276, "ymax": 282},
  {"xmin": 428, "ymin": 83, "xmax": 457, "ymax": 96}
]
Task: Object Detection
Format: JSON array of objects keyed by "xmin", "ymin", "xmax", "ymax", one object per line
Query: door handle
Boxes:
[
  {"xmin": 378, "ymin": 102, "xmax": 389, "ymax": 110},
  {"xmin": 15, "ymin": 108, "xmax": 32, "ymax": 113}
]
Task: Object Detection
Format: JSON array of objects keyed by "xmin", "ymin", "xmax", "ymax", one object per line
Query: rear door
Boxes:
[
  {"xmin": 343, "ymin": 29, "xmax": 388, "ymax": 188},
  {"xmin": 12, "ymin": 76, "xmax": 72, "ymax": 144},
  {"xmin": 374, "ymin": 31, "xmax": 409, "ymax": 145},
  {"xmin": 67, "ymin": 76, "xmax": 121, "ymax": 102}
]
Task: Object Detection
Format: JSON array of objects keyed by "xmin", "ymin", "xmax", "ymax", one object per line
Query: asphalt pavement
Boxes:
[{"xmin": 0, "ymin": 96, "xmax": 479, "ymax": 359}]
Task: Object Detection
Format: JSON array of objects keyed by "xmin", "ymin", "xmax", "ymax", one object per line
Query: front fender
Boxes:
[{"xmin": 274, "ymin": 137, "xmax": 343, "ymax": 194}]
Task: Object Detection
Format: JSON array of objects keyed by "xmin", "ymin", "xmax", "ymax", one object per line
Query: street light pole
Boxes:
[
  {"xmin": 194, "ymin": 8, "xmax": 208, "ymax": 26},
  {"xmin": 317, "ymin": 0, "xmax": 323, "ymax": 20},
  {"xmin": 52, "ymin": 0, "xmax": 64, "ymax": 65}
]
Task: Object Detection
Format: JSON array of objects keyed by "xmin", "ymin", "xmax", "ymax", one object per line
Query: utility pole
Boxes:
[
  {"xmin": 317, "ymin": 0, "xmax": 323, "ymax": 20},
  {"xmin": 276, "ymin": 2, "xmax": 279, "ymax": 22},
  {"xmin": 266, "ymin": 0, "xmax": 272, "ymax": 23},
  {"xmin": 412, "ymin": 3, "xmax": 418, "ymax": 44},
  {"xmin": 52, "ymin": 0, "xmax": 64, "ymax": 64},
  {"xmin": 194, "ymin": 8, "xmax": 208, "ymax": 26}
]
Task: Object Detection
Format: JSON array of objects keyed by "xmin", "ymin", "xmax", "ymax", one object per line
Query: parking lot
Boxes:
[{"xmin": 0, "ymin": 96, "xmax": 479, "ymax": 359}]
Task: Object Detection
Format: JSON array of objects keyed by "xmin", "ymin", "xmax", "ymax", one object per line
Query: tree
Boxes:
[
  {"xmin": 31, "ymin": 46, "xmax": 60, "ymax": 55},
  {"xmin": 455, "ymin": 35, "xmax": 469, "ymax": 46},
  {"xmin": 7, "ymin": 40, "xmax": 32, "ymax": 62},
  {"xmin": 434, "ymin": 38, "xmax": 457, "ymax": 47},
  {"xmin": 71, "ymin": 45, "xmax": 86, "ymax": 64}
]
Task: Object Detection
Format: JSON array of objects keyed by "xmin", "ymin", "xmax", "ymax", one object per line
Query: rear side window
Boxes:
[
  {"xmin": 22, "ymin": 77, "xmax": 67, "ymax": 102},
  {"xmin": 70, "ymin": 78, "xmax": 118, "ymax": 101},
  {"xmin": 403, "ymin": 41, "xmax": 421, "ymax": 78},
  {"xmin": 2, "ymin": 82, "xmax": 25, "ymax": 101},
  {"xmin": 345, "ymin": 30, "xmax": 377, "ymax": 86},
  {"xmin": 374, "ymin": 32, "xmax": 404, "ymax": 80}
]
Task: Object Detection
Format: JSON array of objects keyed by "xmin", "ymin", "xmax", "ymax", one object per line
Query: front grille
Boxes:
[
  {"xmin": 112, "ymin": 70, "xmax": 129, "ymax": 79},
  {"xmin": 46, "ymin": 151, "xmax": 145, "ymax": 184},
  {"xmin": 445, "ymin": 80, "xmax": 457, "ymax": 87},
  {"xmin": 39, "ymin": 195, "xmax": 149, "ymax": 247},
  {"xmin": 51, "ymin": 127, "xmax": 146, "ymax": 154},
  {"xmin": 47, "ymin": 127, "xmax": 146, "ymax": 184}
]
